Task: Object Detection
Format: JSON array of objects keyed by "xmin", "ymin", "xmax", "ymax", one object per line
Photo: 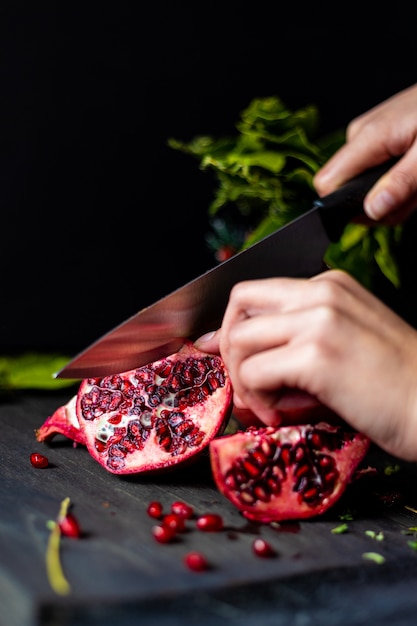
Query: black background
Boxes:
[{"xmin": 2, "ymin": 3, "xmax": 416, "ymax": 354}]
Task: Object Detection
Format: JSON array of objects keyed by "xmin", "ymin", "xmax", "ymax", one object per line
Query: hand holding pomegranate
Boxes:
[
  {"xmin": 196, "ymin": 269, "xmax": 417, "ymax": 462},
  {"xmin": 314, "ymin": 83, "xmax": 417, "ymax": 226}
]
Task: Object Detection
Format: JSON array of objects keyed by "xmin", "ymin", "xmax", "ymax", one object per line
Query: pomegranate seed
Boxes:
[
  {"xmin": 152, "ymin": 524, "xmax": 176, "ymax": 543},
  {"xmin": 163, "ymin": 513, "xmax": 186, "ymax": 533},
  {"xmin": 58, "ymin": 512, "xmax": 82, "ymax": 539},
  {"xmin": 196, "ymin": 513, "xmax": 224, "ymax": 532},
  {"xmin": 252, "ymin": 537, "xmax": 276, "ymax": 557},
  {"xmin": 184, "ymin": 551, "xmax": 210, "ymax": 572},
  {"xmin": 147, "ymin": 500, "xmax": 163, "ymax": 519},
  {"xmin": 171, "ymin": 500, "xmax": 194, "ymax": 519},
  {"xmin": 30, "ymin": 452, "xmax": 49, "ymax": 469}
]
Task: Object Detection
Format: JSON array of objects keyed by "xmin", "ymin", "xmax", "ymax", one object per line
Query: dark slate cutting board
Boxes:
[{"xmin": 2, "ymin": 389, "xmax": 417, "ymax": 626}]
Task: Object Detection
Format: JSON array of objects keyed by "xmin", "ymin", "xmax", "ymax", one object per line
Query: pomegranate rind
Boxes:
[
  {"xmin": 209, "ymin": 423, "xmax": 371, "ymax": 522},
  {"xmin": 76, "ymin": 341, "xmax": 233, "ymax": 474},
  {"xmin": 35, "ymin": 395, "xmax": 86, "ymax": 445}
]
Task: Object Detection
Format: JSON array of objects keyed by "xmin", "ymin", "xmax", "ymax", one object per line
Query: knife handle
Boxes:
[{"xmin": 314, "ymin": 158, "xmax": 398, "ymax": 242}]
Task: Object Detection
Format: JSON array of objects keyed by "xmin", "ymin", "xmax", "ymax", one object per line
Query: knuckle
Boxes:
[
  {"xmin": 390, "ymin": 167, "xmax": 417, "ymax": 195},
  {"xmin": 313, "ymin": 272, "xmax": 347, "ymax": 305}
]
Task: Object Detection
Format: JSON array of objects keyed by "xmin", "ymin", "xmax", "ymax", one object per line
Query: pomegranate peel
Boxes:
[
  {"xmin": 209, "ymin": 422, "xmax": 371, "ymax": 522},
  {"xmin": 35, "ymin": 395, "xmax": 86, "ymax": 445}
]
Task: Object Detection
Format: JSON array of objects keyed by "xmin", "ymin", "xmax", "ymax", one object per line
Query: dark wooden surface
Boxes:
[{"xmin": 2, "ymin": 389, "xmax": 417, "ymax": 626}]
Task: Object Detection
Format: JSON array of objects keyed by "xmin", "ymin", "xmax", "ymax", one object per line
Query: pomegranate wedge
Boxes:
[
  {"xmin": 210, "ymin": 423, "xmax": 370, "ymax": 522},
  {"xmin": 36, "ymin": 341, "xmax": 233, "ymax": 475}
]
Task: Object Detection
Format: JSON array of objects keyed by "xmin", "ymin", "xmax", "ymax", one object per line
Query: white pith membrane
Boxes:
[
  {"xmin": 65, "ymin": 395, "xmax": 79, "ymax": 429},
  {"xmin": 92, "ymin": 375, "xmax": 184, "ymax": 445}
]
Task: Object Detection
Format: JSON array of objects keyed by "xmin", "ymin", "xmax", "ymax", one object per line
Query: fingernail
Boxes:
[
  {"xmin": 314, "ymin": 167, "xmax": 330, "ymax": 184},
  {"xmin": 366, "ymin": 189, "xmax": 396, "ymax": 219},
  {"xmin": 313, "ymin": 169, "xmax": 330, "ymax": 191},
  {"xmin": 195, "ymin": 331, "xmax": 216, "ymax": 344}
]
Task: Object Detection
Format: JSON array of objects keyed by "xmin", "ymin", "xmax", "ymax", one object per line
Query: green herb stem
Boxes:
[{"xmin": 45, "ymin": 497, "xmax": 72, "ymax": 596}]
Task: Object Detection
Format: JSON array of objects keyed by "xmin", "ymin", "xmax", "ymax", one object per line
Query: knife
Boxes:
[{"xmin": 56, "ymin": 160, "xmax": 394, "ymax": 379}]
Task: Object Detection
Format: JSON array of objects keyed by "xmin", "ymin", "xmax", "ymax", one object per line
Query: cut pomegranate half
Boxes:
[
  {"xmin": 210, "ymin": 422, "xmax": 371, "ymax": 522},
  {"xmin": 36, "ymin": 341, "xmax": 233, "ymax": 475}
]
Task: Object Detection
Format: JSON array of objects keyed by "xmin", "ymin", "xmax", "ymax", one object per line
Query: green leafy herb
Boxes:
[
  {"xmin": 365, "ymin": 530, "xmax": 384, "ymax": 541},
  {"xmin": 407, "ymin": 540, "xmax": 417, "ymax": 550},
  {"xmin": 0, "ymin": 353, "xmax": 79, "ymax": 391},
  {"xmin": 362, "ymin": 552, "xmax": 386, "ymax": 564},
  {"xmin": 338, "ymin": 511, "xmax": 354, "ymax": 521},
  {"xmin": 169, "ymin": 96, "xmax": 401, "ymax": 291},
  {"xmin": 331, "ymin": 523, "xmax": 349, "ymax": 534},
  {"xmin": 384, "ymin": 463, "xmax": 401, "ymax": 476}
]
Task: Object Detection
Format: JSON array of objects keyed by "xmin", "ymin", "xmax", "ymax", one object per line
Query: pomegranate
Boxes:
[
  {"xmin": 210, "ymin": 422, "xmax": 371, "ymax": 522},
  {"xmin": 232, "ymin": 390, "xmax": 340, "ymax": 429},
  {"xmin": 36, "ymin": 341, "xmax": 232, "ymax": 475}
]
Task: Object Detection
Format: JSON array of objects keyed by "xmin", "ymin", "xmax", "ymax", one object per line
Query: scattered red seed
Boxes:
[
  {"xmin": 171, "ymin": 500, "xmax": 194, "ymax": 519},
  {"xmin": 163, "ymin": 513, "xmax": 186, "ymax": 533},
  {"xmin": 147, "ymin": 500, "xmax": 163, "ymax": 519},
  {"xmin": 58, "ymin": 512, "xmax": 82, "ymax": 539},
  {"xmin": 252, "ymin": 537, "xmax": 277, "ymax": 557},
  {"xmin": 152, "ymin": 524, "xmax": 176, "ymax": 543},
  {"xmin": 30, "ymin": 452, "xmax": 49, "ymax": 469},
  {"xmin": 146, "ymin": 499, "xmax": 280, "ymax": 569},
  {"xmin": 196, "ymin": 513, "xmax": 224, "ymax": 532},
  {"xmin": 184, "ymin": 551, "xmax": 210, "ymax": 572}
]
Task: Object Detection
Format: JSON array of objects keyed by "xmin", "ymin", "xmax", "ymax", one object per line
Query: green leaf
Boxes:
[
  {"xmin": 373, "ymin": 226, "xmax": 401, "ymax": 288},
  {"xmin": 331, "ymin": 523, "xmax": 349, "ymax": 534},
  {"xmin": 0, "ymin": 353, "xmax": 79, "ymax": 391},
  {"xmin": 169, "ymin": 95, "xmax": 401, "ymax": 291},
  {"xmin": 365, "ymin": 530, "xmax": 384, "ymax": 541},
  {"xmin": 384, "ymin": 463, "xmax": 401, "ymax": 476},
  {"xmin": 228, "ymin": 150, "xmax": 286, "ymax": 174}
]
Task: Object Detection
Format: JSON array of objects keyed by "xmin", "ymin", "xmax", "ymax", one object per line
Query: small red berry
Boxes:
[
  {"xmin": 30, "ymin": 452, "xmax": 49, "ymax": 469},
  {"xmin": 163, "ymin": 513, "xmax": 186, "ymax": 533},
  {"xmin": 196, "ymin": 513, "xmax": 224, "ymax": 532},
  {"xmin": 184, "ymin": 551, "xmax": 210, "ymax": 572},
  {"xmin": 252, "ymin": 538, "xmax": 276, "ymax": 557},
  {"xmin": 147, "ymin": 501, "xmax": 163, "ymax": 519},
  {"xmin": 58, "ymin": 512, "xmax": 81, "ymax": 539},
  {"xmin": 215, "ymin": 245, "xmax": 235, "ymax": 262},
  {"xmin": 152, "ymin": 524, "xmax": 176, "ymax": 544},
  {"xmin": 171, "ymin": 500, "xmax": 194, "ymax": 519}
]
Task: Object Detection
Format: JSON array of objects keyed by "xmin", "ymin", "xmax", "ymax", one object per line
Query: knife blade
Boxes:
[{"xmin": 56, "ymin": 160, "xmax": 394, "ymax": 378}]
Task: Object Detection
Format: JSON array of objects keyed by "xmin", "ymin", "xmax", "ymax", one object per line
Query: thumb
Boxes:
[
  {"xmin": 364, "ymin": 155, "xmax": 417, "ymax": 221},
  {"xmin": 194, "ymin": 330, "xmax": 221, "ymax": 354}
]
